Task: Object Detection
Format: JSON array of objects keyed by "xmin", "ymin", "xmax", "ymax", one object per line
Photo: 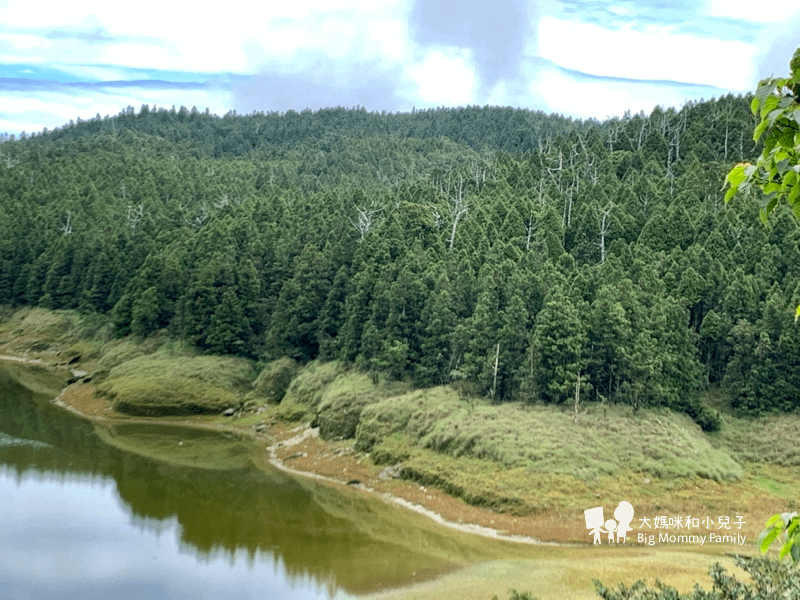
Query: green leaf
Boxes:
[
  {"xmin": 764, "ymin": 98, "xmax": 781, "ymax": 121},
  {"xmin": 780, "ymin": 540, "xmax": 793, "ymax": 559},
  {"xmin": 760, "ymin": 526, "xmax": 781, "ymax": 554},
  {"xmin": 764, "ymin": 133, "xmax": 778, "ymax": 155},
  {"xmin": 778, "ymin": 126, "xmax": 796, "ymax": 149},
  {"xmin": 751, "ymin": 96, "xmax": 760, "ymax": 114},
  {"xmin": 790, "ymin": 182, "xmax": 800, "ymax": 203},
  {"xmin": 795, "ymin": 304, "xmax": 800, "ymax": 323},
  {"xmin": 792, "ymin": 543, "xmax": 800, "ymax": 563},
  {"xmin": 764, "ymin": 182, "xmax": 782, "ymax": 195},
  {"xmin": 788, "ymin": 516, "xmax": 800, "ymax": 535},
  {"xmin": 754, "ymin": 119, "xmax": 769, "ymax": 142},
  {"xmin": 756, "ymin": 81, "xmax": 777, "ymax": 104},
  {"xmin": 765, "ymin": 514, "xmax": 784, "ymax": 528},
  {"xmin": 725, "ymin": 165, "xmax": 746, "ymax": 187},
  {"xmin": 760, "ymin": 195, "xmax": 779, "ymax": 222}
]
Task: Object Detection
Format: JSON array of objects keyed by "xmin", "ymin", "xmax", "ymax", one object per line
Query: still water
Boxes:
[{"xmin": 0, "ymin": 361, "xmax": 512, "ymax": 600}]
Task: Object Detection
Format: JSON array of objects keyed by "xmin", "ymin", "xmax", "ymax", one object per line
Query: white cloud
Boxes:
[
  {"xmin": 536, "ymin": 16, "xmax": 754, "ymax": 90},
  {"xmin": 706, "ymin": 0, "xmax": 800, "ymax": 22},
  {"xmin": 102, "ymin": 43, "xmax": 187, "ymax": 72},
  {"xmin": 0, "ymin": 0, "xmax": 404, "ymax": 77},
  {"xmin": 9, "ymin": 33, "xmax": 47, "ymax": 51},
  {"xmin": 405, "ymin": 50, "xmax": 476, "ymax": 105},
  {"xmin": 367, "ymin": 19, "xmax": 407, "ymax": 61},
  {"xmin": 531, "ymin": 65, "xmax": 708, "ymax": 121}
]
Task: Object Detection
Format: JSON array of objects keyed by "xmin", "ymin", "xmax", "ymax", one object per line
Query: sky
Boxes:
[{"xmin": 1, "ymin": 0, "xmax": 799, "ymax": 136}]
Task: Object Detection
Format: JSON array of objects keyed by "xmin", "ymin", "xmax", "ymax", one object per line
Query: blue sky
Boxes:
[{"xmin": 1, "ymin": 0, "xmax": 799, "ymax": 135}]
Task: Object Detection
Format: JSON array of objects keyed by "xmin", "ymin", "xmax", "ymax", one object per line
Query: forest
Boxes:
[{"xmin": 1, "ymin": 97, "xmax": 798, "ymax": 427}]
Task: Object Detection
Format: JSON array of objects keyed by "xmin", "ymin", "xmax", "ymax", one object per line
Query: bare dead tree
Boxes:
[
  {"xmin": 0, "ymin": 149, "xmax": 20, "ymax": 168},
  {"xmin": 545, "ymin": 150, "xmax": 565, "ymax": 193},
  {"xmin": 447, "ymin": 174, "xmax": 468, "ymax": 250},
  {"xmin": 596, "ymin": 202, "xmax": 614, "ymax": 263},
  {"xmin": 563, "ymin": 187, "xmax": 574, "ymax": 229},
  {"xmin": 430, "ymin": 170, "xmax": 470, "ymax": 251},
  {"xmin": 469, "ymin": 159, "xmax": 490, "ymax": 192},
  {"xmin": 60, "ymin": 211, "xmax": 73, "ymax": 235},
  {"xmin": 525, "ymin": 208, "xmax": 536, "ymax": 251},
  {"xmin": 427, "ymin": 203, "xmax": 443, "ymax": 230},
  {"xmin": 489, "ymin": 342, "xmax": 500, "ymax": 401},
  {"xmin": 126, "ymin": 204, "xmax": 143, "ymax": 230},
  {"xmin": 524, "ymin": 180, "xmax": 547, "ymax": 251},
  {"xmin": 636, "ymin": 115, "xmax": 649, "ymax": 150},
  {"xmin": 349, "ymin": 203, "xmax": 382, "ymax": 240},
  {"xmin": 186, "ymin": 202, "xmax": 208, "ymax": 230}
]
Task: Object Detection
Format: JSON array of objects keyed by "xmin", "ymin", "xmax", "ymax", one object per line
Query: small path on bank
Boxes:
[{"xmin": 265, "ymin": 425, "xmax": 577, "ymax": 547}]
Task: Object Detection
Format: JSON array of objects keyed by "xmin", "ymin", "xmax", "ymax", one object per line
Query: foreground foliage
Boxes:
[
  {"xmin": 725, "ymin": 47, "xmax": 800, "ymax": 225},
  {"xmin": 595, "ymin": 556, "xmax": 800, "ymax": 599},
  {"xmin": 759, "ymin": 511, "xmax": 800, "ymax": 565}
]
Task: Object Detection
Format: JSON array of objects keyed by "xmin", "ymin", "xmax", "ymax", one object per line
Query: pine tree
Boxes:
[{"xmin": 532, "ymin": 293, "xmax": 586, "ymax": 404}]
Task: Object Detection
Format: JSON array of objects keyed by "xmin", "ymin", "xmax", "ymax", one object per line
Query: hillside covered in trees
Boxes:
[{"xmin": 1, "ymin": 98, "xmax": 798, "ymax": 425}]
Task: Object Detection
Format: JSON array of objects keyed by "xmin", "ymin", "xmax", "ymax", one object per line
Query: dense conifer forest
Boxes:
[{"xmin": 2, "ymin": 98, "xmax": 798, "ymax": 425}]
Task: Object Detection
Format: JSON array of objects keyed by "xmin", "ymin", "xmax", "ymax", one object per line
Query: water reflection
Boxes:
[{"xmin": 1, "ymin": 362, "xmax": 512, "ymax": 598}]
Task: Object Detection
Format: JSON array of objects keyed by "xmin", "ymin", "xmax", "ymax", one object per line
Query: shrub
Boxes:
[
  {"xmin": 314, "ymin": 372, "xmax": 377, "ymax": 440},
  {"xmin": 98, "ymin": 354, "xmax": 255, "ymax": 416},
  {"xmin": 594, "ymin": 556, "xmax": 800, "ymax": 599},
  {"xmin": 282, "ymin": 360, "xmax": 344, "ymax": 409},
  {"xmin": 248, "ymin": 357, "xmax": 300, "ymax": 404}
]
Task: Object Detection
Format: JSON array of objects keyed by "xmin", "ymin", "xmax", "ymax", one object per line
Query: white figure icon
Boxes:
[
  {"xmin": 584, "ymin": 506, "xmax": 605, "ymax": 545},
  {"xmin": 605, "ymin": 518, "xmax": 617, "ymax": 543},
  {"xmin": 614, "ymin": 501, "xmax": 635, "ymax": 543}
]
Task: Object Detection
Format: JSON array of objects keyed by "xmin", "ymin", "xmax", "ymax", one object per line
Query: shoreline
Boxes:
[
  {"xmin": 0, "ymin": 341, "xmax": 787, "ymax": 551},
  {"xmin": 264, "ymin": 424, "xmax": 576, "ymax": 547},
  {"xmin": 0, "ymin": 351, "xmax": 576, "ymax": 547}
]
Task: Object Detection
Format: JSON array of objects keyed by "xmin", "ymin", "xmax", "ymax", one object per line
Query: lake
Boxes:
[
  {"xmin": 0, "ymin": 361, "xmax": 542, "ymax": 599},
  {"xmin": 0, "ymin": 360, "xmax": 748, "ymax": 600}
]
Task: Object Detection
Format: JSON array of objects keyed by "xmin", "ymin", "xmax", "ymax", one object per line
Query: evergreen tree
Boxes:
[{"xmin": 532, "ymin": 293, "xmax": 586, "ymax": 404}]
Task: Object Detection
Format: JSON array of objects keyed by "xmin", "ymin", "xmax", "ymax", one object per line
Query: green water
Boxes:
[
  {"xmin": 2, "ymin": 361, "xmax": 754, "ymax": 600},
  {"xmin": 0, "ymin": 362, "xmax": 532, "ymax": 599}
]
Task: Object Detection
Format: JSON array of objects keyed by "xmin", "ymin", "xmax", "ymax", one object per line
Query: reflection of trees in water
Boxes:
[
  {"xmin": 0, "ymin": 365, "xmax": 104, "ymax": 477},
  {"xmin": 0, "ymin": 365, "xmax": 460, "ymax": 594}
]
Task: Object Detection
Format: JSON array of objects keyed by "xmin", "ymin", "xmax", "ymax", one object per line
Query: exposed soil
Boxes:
[{"xmin": 264, "ymin": 423, "xmax": 580, "ymax": 544}]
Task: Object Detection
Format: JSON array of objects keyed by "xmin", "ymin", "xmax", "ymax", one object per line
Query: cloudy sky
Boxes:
[{"xmin": 1, "ymin": 0, "xmax": 799, "ymax": 136}]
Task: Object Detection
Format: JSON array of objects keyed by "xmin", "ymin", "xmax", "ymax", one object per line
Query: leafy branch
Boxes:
[
  {"xmin": 724, "ymin": 47, "xmax": 800, "ymax": 225},
  {"xmin": 758, "ymin": 511, "xmax": 800, "ymax": 564}
]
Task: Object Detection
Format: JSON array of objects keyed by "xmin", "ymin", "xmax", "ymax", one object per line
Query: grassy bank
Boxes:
[
  {"xmin": 266, "ymin": 364, "xmax": 796, "ymax": 531},
  {"xmin": 1, "ymin": 305, "xmax": 798, "ymax": 545}
]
